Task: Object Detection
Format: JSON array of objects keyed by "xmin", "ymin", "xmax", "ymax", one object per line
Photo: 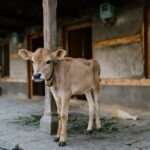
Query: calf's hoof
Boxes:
[
  {"xmin": 58, "ymin": 141, "xmax": 66, "ymax": 147},
  {"xmin": 97, "ymin": 128, "xmax": 102, "ymax": 133},
  {"xmin": 86, "ymin": 130, "xmax": 93, "ymax": 134},
  {"xmin": 53, "ymin": 137, "xmax": 60, "ymax": 142}
]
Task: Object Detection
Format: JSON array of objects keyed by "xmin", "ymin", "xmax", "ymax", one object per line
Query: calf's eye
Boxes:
[{"xmin": 46, "ymin": 60, "xmax": 51, "ymax": 64}]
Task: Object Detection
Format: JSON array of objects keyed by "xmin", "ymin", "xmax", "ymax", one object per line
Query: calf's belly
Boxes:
[{"xmin": 71, "ymin": 83, "xmax": 92, "ymax": 95}]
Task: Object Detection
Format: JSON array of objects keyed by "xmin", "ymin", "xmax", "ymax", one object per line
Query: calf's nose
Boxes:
[{"xmin": 33, "ymin": 73, "xmax": 41, "ymax": 79}]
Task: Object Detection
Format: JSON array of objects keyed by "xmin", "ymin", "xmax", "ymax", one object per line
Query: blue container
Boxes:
[{"xmin": 100, "ymin": 3, "xmax": 115, "ymax": 20}]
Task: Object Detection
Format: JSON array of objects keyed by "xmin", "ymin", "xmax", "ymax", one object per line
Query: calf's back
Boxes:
[{"xmin": 53, "ymin": 57, "xmax": 100, "ymax": 95}]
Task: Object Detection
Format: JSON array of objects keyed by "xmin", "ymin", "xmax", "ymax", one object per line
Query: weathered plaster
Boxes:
[
  {"xmin": 92, "ymin": 7, "xmax": 143, "ymax": 42},
  {"xmin": 94, "ymin": 42, "xmax": 144, "ymax": 78},
  {"xmin": 92, "ymin": 6, "xmax": 144, "ymax": 78}
]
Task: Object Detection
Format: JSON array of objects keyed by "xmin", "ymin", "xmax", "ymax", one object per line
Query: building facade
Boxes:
[{"xmin": 0, "ymin": 0, "xmax": 150, "ymax": 110}]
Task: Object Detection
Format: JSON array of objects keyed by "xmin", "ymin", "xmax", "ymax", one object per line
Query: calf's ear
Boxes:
[
  {"xmin": 18, "ymin": 49, "xmax": 32, "ymax": 60},
  {"xmin": 53, "ymin": 49, "xmax": 67, "ymax": 59}
]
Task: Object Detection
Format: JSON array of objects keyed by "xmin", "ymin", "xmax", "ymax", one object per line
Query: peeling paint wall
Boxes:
[
  {"xmin": 9, "ymin": 27, "xmax": 42, "ymax": 79},
  {"xmin": 94, "ymin": 43, "xmax": 144, "ymax": 78},
  {"xmin": 92, "ymin": 7, "xmax": 143, "ymax": 42},
  {"xmin": 10, "ymin": 56, "xmax": 27, "ymax": 78},
  {"xmin": 9, "ymin": 35, "xmax": 28, "ymax": 79},
  {"xmin": 92, "ymin": 6, "xmax": 144, "ymax": 78}
]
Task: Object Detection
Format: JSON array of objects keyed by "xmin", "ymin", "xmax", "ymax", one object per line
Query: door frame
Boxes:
[
  {"xmin": 144, "ymin": 6, "xmax": 150, "ymax": 79},
  {"xmin": 27, "ymin": 32, "xmax": 43, "ymax": 98},
  {"xmin": 63, "ymin": 21, "xmax": 92, "ymax": 56},
  {"xmin": 0, "ymin": 40, "xmax": 9, "ymax": 78}
]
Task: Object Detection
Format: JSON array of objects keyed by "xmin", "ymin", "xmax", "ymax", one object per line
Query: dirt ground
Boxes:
[{"xmin": 0, "ymin": 96, "xmax": 150, "ymax": 150}]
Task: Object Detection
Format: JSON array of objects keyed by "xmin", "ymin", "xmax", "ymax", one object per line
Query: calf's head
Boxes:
[{"xmin": 18, "ymin": 48, "xmax": 66, "ymax": 82}]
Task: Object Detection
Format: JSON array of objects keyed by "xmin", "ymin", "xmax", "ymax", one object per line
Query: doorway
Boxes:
[
  {"xmin": 0, "ymin": 42, "xmax": 9, "ymax": 77},
  {"xmin": 64, "ymin": 22, "xmax": 92, "ymax": 59},
  {"xmin": 28, "ymin": 33, "xmax": 45, "ymax": 98},
  {"xmin": 68, "ymin": 27, "xmax": 92, "ymax": 58},
  {"xmin": 145, "ymin": 7, "xmax": 150, "ymax": 78},
  {"xmin": 63, "ymin": 22, "xmax": 92, "ymax": 100}
]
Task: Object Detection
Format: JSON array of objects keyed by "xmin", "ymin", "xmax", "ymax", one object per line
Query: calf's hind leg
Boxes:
[
  {"xmin": 93, "ymin": 88, "xmax": 101, "ymax": 130},
  {"xmin": 85, "ymin": 91, "xmax": 95, "ymax": 134}
]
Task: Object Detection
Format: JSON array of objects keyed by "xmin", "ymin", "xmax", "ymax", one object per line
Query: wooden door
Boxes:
[
  {"xmin": 63, "ymin": 22, "xmax": 92, "ymax": 100},
  {"xmin": 0, "ymin": 43, "xmax": 9, "ymax": 77},
  {"xmin": 145, "ymin": 7, "xmax": 150, "ymax": 78},
  {"xmin": 28, "ymin": 33, "xmax": 45, "ymax": 98},
  {"xmin": 64, "ymin": 22, "xmax": 92, "ymax": 58},
  {"xmin": 0, "ymin": 47, "xmax": 2, "ymax": 76},
  {"xmin": 3, "ymin": 44, "xmax": 9, "ymax": 77},
  {"xmin": 146, "ymin": 7, "xmax": 150, "ymax": 78},
  {"xmin": 67, "ymin": 27, "xmax": 92, "ymax": 59}
]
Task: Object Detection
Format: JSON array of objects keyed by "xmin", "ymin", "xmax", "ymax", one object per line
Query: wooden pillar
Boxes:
[{"xmin": 40, "ymin": 0, "xmax": 57, "ymax": 135}]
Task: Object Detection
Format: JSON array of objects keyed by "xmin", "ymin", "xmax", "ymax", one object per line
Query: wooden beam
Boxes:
[
  {"xmin": 93, "ymin": 34, "xmax": 142, "ymax": 49},
  {"xmin": 66, "ymin": 22, "xmax": 91, "ymax": 31},
  {"xmin": 0, "ymin": 77, "xmax": 27, "ymax": 83},
  {"xmin": 43, "ymin": 0, "xmax": 57, "ymax": 50},
  {"xmin": 40, "ymin": 0, "xmax": 57, "ymax": 135},
  {"xmin": 101, "ymin": 78, "xmax": 150, "ymax": 86}
]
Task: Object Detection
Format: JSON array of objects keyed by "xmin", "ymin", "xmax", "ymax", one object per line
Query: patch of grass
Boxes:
[
  {"xmin": 15, "ymin": 113, "xmax": 119, "ymax": 134},
  {"xmin": 68, "ymin": 113, "xmax": 119, "ymax": 134},
  {"xmin": 68, "ymin": 113, "xmax": 87, "ymax": 129},
  {"xmin": 15, "ymin": 115, "xmax": 41, "ymax": 126},
  {"xmin": 101, "ymin": 117, "xmax": 119, "ymax": 133}
]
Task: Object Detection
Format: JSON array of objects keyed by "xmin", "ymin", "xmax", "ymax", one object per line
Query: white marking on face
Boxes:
[{"xmin": 31, "ymin": 54, "xmax": 53, "ymax": 82}]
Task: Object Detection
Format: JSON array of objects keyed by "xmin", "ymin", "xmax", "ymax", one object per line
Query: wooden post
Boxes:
[{"xmin": 40, "ymin": 0, "xmax": 58, "ymax": 135}]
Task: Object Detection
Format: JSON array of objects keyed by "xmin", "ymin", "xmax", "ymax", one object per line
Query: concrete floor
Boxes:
[{"xmin": 0, "ymin": 96, "xmax": 150, "ymax": 150}]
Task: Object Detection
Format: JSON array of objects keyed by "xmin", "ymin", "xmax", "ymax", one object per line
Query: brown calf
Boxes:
[{"xmin": 18, "ymin": 48, "xmax": 101, "ymax": 146}]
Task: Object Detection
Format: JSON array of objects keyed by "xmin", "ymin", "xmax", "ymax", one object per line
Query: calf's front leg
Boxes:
[
  {"xmin": 59, "ymin": 96, "xmax": 70, "ymax": 146},
  {"xmin": 50, "ymin": 88, "xmax": 62, "ymax": 142},
  {"xmin": 53, "ymin": 104, "xmax": 61, "ymax": 142}
]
